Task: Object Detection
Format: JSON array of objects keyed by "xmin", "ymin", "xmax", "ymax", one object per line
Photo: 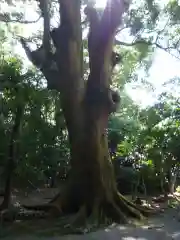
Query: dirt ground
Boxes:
[{"xmin": 1, "ymin": 188, "xmax": 180, "ymax": 239}]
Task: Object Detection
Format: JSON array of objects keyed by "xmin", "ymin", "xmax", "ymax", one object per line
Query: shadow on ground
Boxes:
[
  {"xmin": 1, "ymin": 189, "xmax": 180, "ymax": 239},
  {"xmin": 1, "ymin": 208, "xmax": 180, "ymax": 240}
]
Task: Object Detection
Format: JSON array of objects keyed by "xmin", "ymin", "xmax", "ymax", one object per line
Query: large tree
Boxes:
[{"xmin": 16, "ymin": 0, "xmax": 150, "ymax": 226}]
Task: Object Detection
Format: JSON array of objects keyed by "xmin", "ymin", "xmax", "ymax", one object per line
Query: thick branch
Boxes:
[
  {"xmin": 20, "ymin": 1, "xmax": 56, "ymax": 76},
  {"xmin": 59, "ymin": 0, "xmax": 82, "ymax": 42},
  {"xmin": 41, "ymin": 67, "xmax": 60, "ymax": 91},
  {"xmin": 100, "ymin": 0, "xmax": 126, "ymax": 37},
  {"xmin": 19, "ymin": 1, "xmax": 54, "ymax": 76},
  {"xmin": 38, "ymin": 0, "xmax": 51, "ymax": 55},
  {"xmin": 84, "ymin": 1, "xmax": 127, "ymax": 116},
  {"xmin": 51, "ymin": 0, "xmax": 82, "ymax": 83},
  {"xmin": 20, "ymin": 38, "xmax": 59, "ymax": 90},
  {"xmin": 86, "ymin": 0, "xmax": 130, "ymax": 89},
  {"xmin": 84, "ymin": 6, "xmax": 100, "ymax": 71},
  {"xmin": 96, "ymin": 0, "xmax": 128, "ymax": 56}
]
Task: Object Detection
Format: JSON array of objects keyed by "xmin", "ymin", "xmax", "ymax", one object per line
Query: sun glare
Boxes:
[{"xmin": 95, "ymin": 0, "xmax": 107, "ymax": 8}]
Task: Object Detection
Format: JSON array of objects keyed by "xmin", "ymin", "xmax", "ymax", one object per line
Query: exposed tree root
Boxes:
[
  {"xmin": 0, "ymin": 204, "xmax": 52, "ymax": 224},
  {"xmin": 22, "ymin": 203, "xmax": 58, "ymax": 212},
  {"xmin": 117, "ymin": 193, "xmax": 158, "ymax": 215},
  {"xmin": 64, "ymin": 205, "xmax": 87, "ymax": 229},
  {"xmin": 59, "ymin": 195, "xmax": 145, "ymax": 234},
  {"xmin": 21, "ymin": 203, "xmax": 62, "ymax": 218},
  {"xmin": 21, "ymin": 189, "xmax": 158, "ymax": 234}
]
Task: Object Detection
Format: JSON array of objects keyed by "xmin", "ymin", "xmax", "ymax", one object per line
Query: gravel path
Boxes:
[
  {"xmin": 1, "ymin": 190, "xmax": 180, "ymax": 239},
  {"xmin": 1, "ymin": 208, "xmax": 180, "ymax": 240}
]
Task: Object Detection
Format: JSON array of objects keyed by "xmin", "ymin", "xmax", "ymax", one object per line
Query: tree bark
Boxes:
[{"xmin": 47, "ymin": 124, "xmax": 149, "ymax": 225}]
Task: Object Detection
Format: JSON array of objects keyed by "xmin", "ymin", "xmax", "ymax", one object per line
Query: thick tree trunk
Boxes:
[
  {"xmin": 46, "ymin": 110, "xmax": 151, "ymax": 225},
  {"xmin": 21, "ymin": 0, "xmax": 155, "ymax": 228},
  {"xmin": 23, "ymin": 110, "xmax": 151, "ymax": 225}
]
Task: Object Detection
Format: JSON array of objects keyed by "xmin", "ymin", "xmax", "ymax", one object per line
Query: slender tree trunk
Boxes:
[
  {"xmin": 169, "ymin": 172, "xmax": 177, "ymax": 194},
  {"xmin": 0, "ymin": 104, "xmax": 23, "ymax": 210}
]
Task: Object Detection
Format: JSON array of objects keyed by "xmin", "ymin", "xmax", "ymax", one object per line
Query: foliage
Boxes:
[
  {"xmin": 0, "ymin": 56, "xmax": 69, "ymax": 187},
  {"xmin": 0, "ymin": 0, "xmax": 180, "ymax": 195}
]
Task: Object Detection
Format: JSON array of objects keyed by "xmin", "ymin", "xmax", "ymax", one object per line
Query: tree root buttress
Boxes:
[{"xmin": 21, "ymin": 189, "xmax": 157, "ymax": 232}]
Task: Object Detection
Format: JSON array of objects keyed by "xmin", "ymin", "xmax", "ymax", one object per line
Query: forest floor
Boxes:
[{"xmin": 1, "ymin": 187, "xmax": 180, "ymax": 239}]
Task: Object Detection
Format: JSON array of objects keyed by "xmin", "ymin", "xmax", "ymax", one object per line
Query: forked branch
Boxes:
[
  {"xmin": 20, "ymin": 0, "xmax": 52, "ymax": 68},
  {"xmin": 97, "ymin": 0, "xmax": 130, "ymax": 64},
  {"xmin": 19, "ymin": 0, "xmax": 60, "ymax": 90},
  {"xmin": 85, "ymin": 5, "xmax": 123, "ymax": 73},
  {"xmin": 84, "ymin": 1, "xmax": 128, "ymax": 114}
]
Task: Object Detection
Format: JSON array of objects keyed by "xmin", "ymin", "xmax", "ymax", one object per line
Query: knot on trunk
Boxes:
[
  {"xmin": 110, "ymin": 89, "xmax": 121, "ymax": 113},
  {"xmin": 85, "ymin": 87, "xmax": 120, "ymax": 113}
]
